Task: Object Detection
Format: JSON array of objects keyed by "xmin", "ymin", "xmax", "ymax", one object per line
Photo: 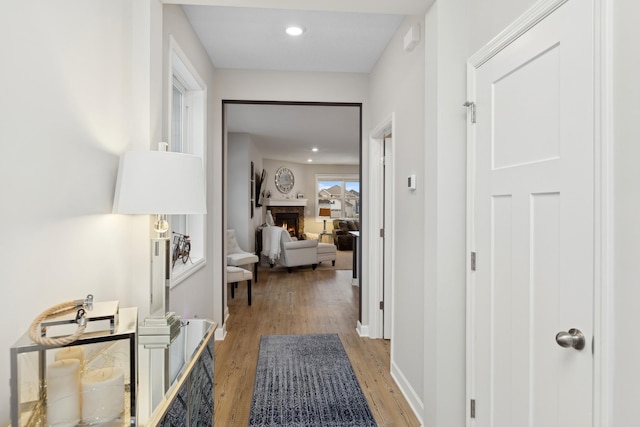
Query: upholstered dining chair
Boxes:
[{"xmin": 226, "ymin": 229, "xmax": 259, "ymax": 282}]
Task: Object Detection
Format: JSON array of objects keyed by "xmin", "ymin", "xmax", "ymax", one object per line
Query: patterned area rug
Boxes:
[{"xmin": 249, "ymin": 334, "xmax": 377, "ymax": 427}]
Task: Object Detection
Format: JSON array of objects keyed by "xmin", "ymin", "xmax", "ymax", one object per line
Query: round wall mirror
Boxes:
[{"xmin": 274, "ymin": 167, "xmax": 295, "ymax": 193}]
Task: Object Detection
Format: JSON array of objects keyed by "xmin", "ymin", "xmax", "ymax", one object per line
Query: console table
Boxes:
[{"xmin": 147, "ymin": 321, "xmax": 217, "ymax": 425}]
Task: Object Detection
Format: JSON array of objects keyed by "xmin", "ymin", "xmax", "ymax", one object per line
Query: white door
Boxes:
[
  {"xmin": 468, "ymin": 1, "xmax": 594, "ymax": 426},
  {"xmin": 383, "ymin": 136, "xmax": 393, "ymax": 339}
]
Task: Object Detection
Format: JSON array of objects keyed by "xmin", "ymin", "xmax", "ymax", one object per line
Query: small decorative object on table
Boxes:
[
  {"xmin": 172, "ymin": 231, "xmax": 191, "ymax": 267},
  {"xmin": 10, "ymin": 297, "xmax": 137, "ymax": 427}
]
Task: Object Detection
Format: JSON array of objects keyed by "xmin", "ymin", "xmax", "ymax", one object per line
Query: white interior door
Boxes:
[
  {"xmin": 383, "ymin": 136, "xmax": 392, "ymax": 339},
  {"xmin": 368, "ymin": 116, "xmax": 394, "ymax": 340},
  {"xmin": 468, "ymin": 1, "xmax": 595, "ymax": 426}
]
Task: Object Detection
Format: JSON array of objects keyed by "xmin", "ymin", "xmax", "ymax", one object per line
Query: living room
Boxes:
[{"xmin": 225, "ymin": 102, "xmax": 361, "ymax": 260}]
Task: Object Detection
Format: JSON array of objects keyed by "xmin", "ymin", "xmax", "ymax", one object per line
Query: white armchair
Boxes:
[
  {"xmin": 227, "ymin": 229, "xmax": 259, "ymax": 281},
  {"xmin": 262, "ymin": 226, "xmax": 318, "ymax": 273}
]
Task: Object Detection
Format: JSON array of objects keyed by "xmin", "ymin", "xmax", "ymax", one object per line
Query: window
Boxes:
[
  {"xmin": 169, "ymin": 37, "xmax": 206, "ymax": 285},
  {"xmin": 316, "ymin": 174, "xmax": 360, "ymax": 220},
  {"xmin": 170, "ymin": 79, "xmax": 188, "ymax": 236}
]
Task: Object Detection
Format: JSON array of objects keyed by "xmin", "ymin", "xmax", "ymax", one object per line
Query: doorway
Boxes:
[
  {"xmin": 369, "ymin": 114, "xmax": 395, "ymax": 339},
  {"xmin": 222, "ymin": 100, "xmax": 363, "ymax": 328}
]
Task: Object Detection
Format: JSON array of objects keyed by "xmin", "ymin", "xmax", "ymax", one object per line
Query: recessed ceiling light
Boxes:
[
  {"xmin": 286, "ymin": 26, "xmax": 305, "ymax": 37},
  {"xmin": 307, "ymin": 158, "xmax": 313, "ymax": 162},
  {"xmin": 311, "ymin": 147, "xmax": 319, "ymax": 152}
]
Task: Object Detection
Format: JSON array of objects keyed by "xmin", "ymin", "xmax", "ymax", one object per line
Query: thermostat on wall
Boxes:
[{"xmin": 408, "ymin": 174, "xmax": 416, "ymax": 190}]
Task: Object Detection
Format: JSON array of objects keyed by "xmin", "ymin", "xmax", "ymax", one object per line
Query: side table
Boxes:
[{"xmin": 318, "ymin": 231, "xmax": 333, "ymax": 244}]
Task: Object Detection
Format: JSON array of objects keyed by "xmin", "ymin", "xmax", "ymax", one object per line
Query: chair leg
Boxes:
[
  {"xmin": 231, "ymin": 282, "xmax": 237, "ymax": 298},
  {"xmin": 287, "ymin": 267, "xmax": 292, "ymax": 273},
  {"xmin": 247, "ymin": 279, "xmax": 252, "ymax": 306},
  {"xmin": 332, "ymin": 260, "xmax": 335, "ymax": 266},
  {"xmin": 254, "ymin": 263, "xmax": 258, "ymax": 282},
  {"xmin": 312, "ymin": 263, "xmax": 318, "ymax": 270}
]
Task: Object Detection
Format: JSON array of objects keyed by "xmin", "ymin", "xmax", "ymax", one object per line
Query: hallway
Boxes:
[{"xmin": 214, "ymin": 268, "xmax": 419, "ymax": 426}]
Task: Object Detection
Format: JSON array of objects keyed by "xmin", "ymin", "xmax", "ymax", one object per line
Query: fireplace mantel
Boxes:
[{"xmin": 265, "ymin": 198, "xmax": 307, "ymax": 207}]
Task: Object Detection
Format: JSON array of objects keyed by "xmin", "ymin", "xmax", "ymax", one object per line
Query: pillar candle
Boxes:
[
  {"xmin": 55, "ymin": 346, "xmax": 85, "ymax": 367},
  {"xmin": 46, "ymin": 359, "xmax": 81, "ymax": 427},
  {"xmin": 82, "ymin": 367, "xmax": 125, "ymax": 424}
]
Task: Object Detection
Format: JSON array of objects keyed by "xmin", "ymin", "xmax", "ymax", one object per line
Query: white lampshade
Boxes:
[{"xmin": 113, "ymin": 151, "xmax": 207, "ymax": 215}]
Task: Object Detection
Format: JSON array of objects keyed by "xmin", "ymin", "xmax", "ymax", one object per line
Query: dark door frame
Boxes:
[{"xmin": 221, "ymin": 99, "xmax": 363, "ymax": 326}]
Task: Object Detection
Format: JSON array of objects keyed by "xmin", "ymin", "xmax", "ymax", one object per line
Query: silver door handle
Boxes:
[{"xmin": 555, "ymin": 328, "xmax": 585, "ymax": 350}]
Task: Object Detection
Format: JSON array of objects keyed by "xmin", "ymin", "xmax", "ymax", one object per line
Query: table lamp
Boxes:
[
  {"xmin": 319, "ymin": 207, "xmax": 331, "ymax": 232},
  {"xmin": 113, "ymin": 144, "xmax": 206, "ymax": 343}
]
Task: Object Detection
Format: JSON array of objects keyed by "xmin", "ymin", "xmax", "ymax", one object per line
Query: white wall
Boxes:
[
  {"xmin": 613, "ymin": 0, "xmax": 640, "ymax": 423},
  {"xmin": 227, "ymin": 132, "xmax": 263, "ymax": 251},
  {"xmin": 423, "ymin": 1, "xmax": 469, "ymax": 425},
  {"xmin": 368, "ymin": 14, "xmax": 427, "ymax": 418},
  {"xmin": 227, "ymin": 133, "xmax": 252, "ymax": 247},
  {"xmin": 262, "ymin": 159, "xmax": 310, "ymax": 206},
  {"xmin": 0, "ymin": 0, "xmax": 158, "ymax": 421},
  {"xmin": 467, "ymin": 0, "xmax": 542, "ymax": 53}
]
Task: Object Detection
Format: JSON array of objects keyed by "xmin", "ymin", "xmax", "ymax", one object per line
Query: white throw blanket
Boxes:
[{"xmin": 262, "ymin": 226, "xmax": 284, "ymax": 263}]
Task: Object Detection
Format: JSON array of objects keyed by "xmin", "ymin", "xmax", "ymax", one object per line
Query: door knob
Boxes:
[{"xmin": 555, "ymin": 328, "xmax": 585, "ymax": 350}]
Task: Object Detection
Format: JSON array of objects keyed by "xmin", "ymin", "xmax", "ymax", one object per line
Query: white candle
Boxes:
[
  {"xmin": 47, "ymin": 359, "xmax": 81, "ymax": 427},
  {"xmin": 55, "ymin": 347, "xmax": 85, "ymax": 367},
  {"xmin": 82, "ymin": 367, "xmax": 125, "ymax": 424}
]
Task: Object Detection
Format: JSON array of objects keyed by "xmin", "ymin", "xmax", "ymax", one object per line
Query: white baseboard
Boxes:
[
  {"xmin": 391, "ymin": 359, "xmax": 424, "ymax": 425},
  {"xmin": 215, "ymin": 308, "xmax": 230, "ymax": 341},
  {"xmin": 356, "ymin": 321, "xmax": 369, "ymax": 337},
  {"xmin": 215, "ymin": 323, "xmax": 227, "ymax": 341}
]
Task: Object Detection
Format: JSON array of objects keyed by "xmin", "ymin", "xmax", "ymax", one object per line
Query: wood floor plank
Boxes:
[{"xmin": 214, "ymin": 268, "xmax": 420, "ymax": 426}]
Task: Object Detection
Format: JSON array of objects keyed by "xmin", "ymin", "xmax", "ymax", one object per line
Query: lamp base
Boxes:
[
  {"xmin": 138, "ymin": 312, "xmax": 182, "ymax": 349},
  {"xmin": 153, "ymin": 214, "xmax": 169, "ymax": 237}
]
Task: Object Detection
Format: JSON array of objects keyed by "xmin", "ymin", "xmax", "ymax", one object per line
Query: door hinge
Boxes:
[
  {"xmin": 470, "ymin": 399, "xmax": 476, "ymax": 418},
  {"xmin": 380, "ymin": 228, "xmax": 385, "ymax": 238},
  {"xmin": 470, "ymin": 252, "xmax": 477, "ymax": 271},
  {"xmin": 379, "ymin": 301, "xmax": 384, "ymax": 310},
  {"xmin": 463, "ymin": 101, "xmax": 476, "ymax": 124}
]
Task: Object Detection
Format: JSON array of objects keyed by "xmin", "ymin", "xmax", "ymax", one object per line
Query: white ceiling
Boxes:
[
  {"xmin": 182, "ymin": 6, "xmax": 404, "ymax": 73},
  {"xmin": 226, "ymin": 103, "xmax": 361, "ymax": 165},
  {"xmin": 178, "ymin": 1, "xmax": 432, "ymax": 165},
  {"xmin": 171, "ymin": 0, "xmax": 431, "ymax": 16}
]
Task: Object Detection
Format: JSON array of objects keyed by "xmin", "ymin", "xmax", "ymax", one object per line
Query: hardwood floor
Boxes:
[{"xmin": 214, "ymin": 267, "xmax": 420, "ymax": 426}]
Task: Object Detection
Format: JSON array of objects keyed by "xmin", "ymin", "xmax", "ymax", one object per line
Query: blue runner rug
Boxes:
[{"xmin": 248, "ymin": 334, "xmax": 377, "ymax": 427}]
